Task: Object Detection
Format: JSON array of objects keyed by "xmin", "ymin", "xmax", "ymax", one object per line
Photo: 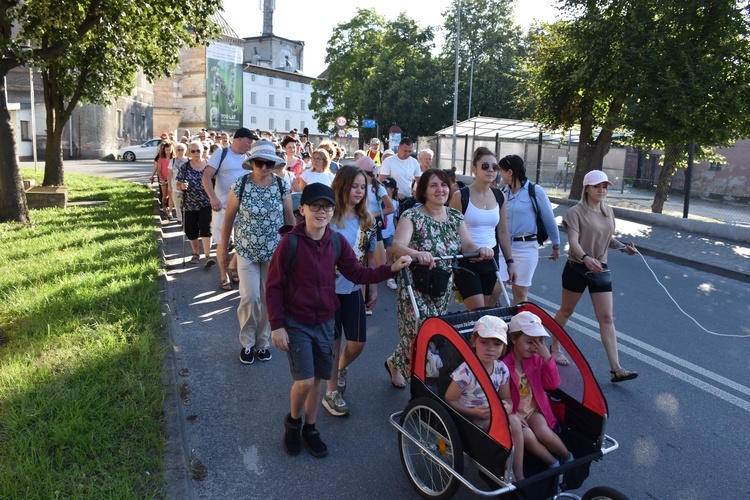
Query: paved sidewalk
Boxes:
[{"xmin": 548, "ymin": 197, "xmax": 750, "ymax": 283}]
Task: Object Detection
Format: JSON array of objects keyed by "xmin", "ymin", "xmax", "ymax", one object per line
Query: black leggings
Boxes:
[{"xmin": 184, "ymin": 206, "xmax": 212, "ymax": 240}]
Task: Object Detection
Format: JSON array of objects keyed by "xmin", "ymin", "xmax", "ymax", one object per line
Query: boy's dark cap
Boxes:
[
  {"xmin": 301, "ymin": 151, "xmax": 311, "ymax": 159},
  {"xmin": 234, "ymin": 127, "xmax": 260, "ymax": 140},
  {"xmin": 300, "ymin": 183, "xmax": 335, "ymax": 207}
]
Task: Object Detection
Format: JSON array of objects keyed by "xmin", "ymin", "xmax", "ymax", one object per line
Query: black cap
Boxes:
[
  {"xmin": 300, "ymin": 183, "xmax": 335, "ymax": 206},
  {"xmin": 301, "ymin": 151, "xmax": 311, "ymax": 159},
  {"xmin": 381, "ymin": 177, "xmax": 397, "ymax": 189},
  {"xmin": 234, "ymin": 127, "xmax": 260, "ymax": 140}
]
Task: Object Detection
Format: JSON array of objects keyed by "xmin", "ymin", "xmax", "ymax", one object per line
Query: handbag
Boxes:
[
  {"xmin": 410, "ymin": 263, "xmax": 452, "ymax": 297},
  {"xmin": 570, "ymin": 261, "xmax": 611, "ymax": 287}
]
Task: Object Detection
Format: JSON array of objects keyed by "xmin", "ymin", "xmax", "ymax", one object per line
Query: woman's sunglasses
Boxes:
[
  {"xmin": 480, "ymin": 162, "xmax": 500, "ymax": 171},
  {"xmin": 254, "ymin": 160, "xmax": 277, "ymax": 169}
]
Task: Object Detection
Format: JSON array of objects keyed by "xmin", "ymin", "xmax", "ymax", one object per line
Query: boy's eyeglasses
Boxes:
[
  {"xmin": 307, "ymin": 203, "xmax": 334, "ymax": 213},
  {"xmin": 480, "ymin": 162, "xmax": 500, "ymax": 171}
]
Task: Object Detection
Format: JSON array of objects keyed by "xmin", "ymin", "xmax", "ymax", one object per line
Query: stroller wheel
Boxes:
[
  {"xmin": 399, "ymin": 397, "xmax": 463, "ymax": 499},
  {"xmin": 582, "ymin": 485, "xmax": 630, "ymax": 500}
]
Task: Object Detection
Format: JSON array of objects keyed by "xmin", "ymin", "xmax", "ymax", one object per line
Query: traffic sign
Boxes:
[
  {"xmin": 335, "ymin": 116, "xmax": 347, "ymax": 127},
  {"xmin": 363, "ymin": 119, "xmax": 376, "ymax": 129},
  {"xmin": 337, "ymin": 128, "xmax": 346, "ymax": 138}
]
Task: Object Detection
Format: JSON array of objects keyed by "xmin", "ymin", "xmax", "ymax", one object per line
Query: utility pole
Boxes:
[{"xmin": 451, "ymin": 0, "xmax": 461, "ymax": 169}]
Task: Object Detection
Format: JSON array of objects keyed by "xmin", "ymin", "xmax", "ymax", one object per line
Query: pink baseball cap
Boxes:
[
  {"xmin": 473, "ymin": 316, "xmax": 508, "ymax": 344},
  {"xmin": 509, "ymin": 311, "xmax": 548, "ymax": 338},
  {"xmin": 583, "ymin": 170, "xmax": 612, "ymax": 187},
  {"xmin": 354, "ymin": 155, "xmax": 376, "ymax": 172}
]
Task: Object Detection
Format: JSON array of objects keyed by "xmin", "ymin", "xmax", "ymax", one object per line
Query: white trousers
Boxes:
[{"xmin": 237, "ymin": 255, "xmax": 271, "ymax": 349}]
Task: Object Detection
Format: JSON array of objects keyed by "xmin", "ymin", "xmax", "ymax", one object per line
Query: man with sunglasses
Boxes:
[{"xmin": 202, "ymin": 127, "xmax": 260, "ymax": 288}]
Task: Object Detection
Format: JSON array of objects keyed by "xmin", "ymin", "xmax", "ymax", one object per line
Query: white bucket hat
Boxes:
[{"xmin": 243, "ymin": 140, "xmax": 286, "ymax": 170}]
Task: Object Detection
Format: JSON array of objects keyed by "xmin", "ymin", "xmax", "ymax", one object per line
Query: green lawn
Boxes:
[{"xmin": 0, "ymin": 171, "xmax": 166, "ymax": 498}]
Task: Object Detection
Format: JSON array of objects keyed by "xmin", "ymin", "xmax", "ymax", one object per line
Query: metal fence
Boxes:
[{"xmin": 430, "ymin": 135, "xmax": 750, "ymax": 227}]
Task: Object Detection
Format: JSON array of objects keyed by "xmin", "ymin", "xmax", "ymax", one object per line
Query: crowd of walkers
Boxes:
[{"xmin": 150, "ymin": 126, "xmax": 638, "ymax": 460}]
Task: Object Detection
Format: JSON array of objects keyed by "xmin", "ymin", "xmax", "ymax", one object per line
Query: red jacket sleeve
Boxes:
[
  {"xmin": 335, "ymin": 235, "xmax": 393, "ymax": 285},
  {"xmin": 266, "ymin": 236, "xmax": 289, "ymax": 330}
]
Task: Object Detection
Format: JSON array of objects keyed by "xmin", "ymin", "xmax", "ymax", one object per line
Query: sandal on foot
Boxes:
[
  {"xmin": 204, "ymin": 258, "xmax": 216, "ymax": 269},
  {"xmin": 189, "ymin": 254, "xmax": 200, "ymax": 265},
  {"xmin": 384, "ymin": 359, "xmax": 406, "ymax": 389},
  {"xmin": 228, "ymin": 268, "xmax": 240, "ymax": 283},
  {"xmin": 610, "ymin": 368, "xmax": 638, "ymax": 383},
  {"xmin": 219, "ymin": 279, "xmax": 232, "ymax": 291},
  {"xmin": 551, "ymin": 349, "xmax": 570, "ymax": 366}
]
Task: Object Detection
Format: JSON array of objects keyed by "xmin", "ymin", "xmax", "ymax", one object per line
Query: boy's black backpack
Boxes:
[{"xmin": 282, "ymin": 232, "xmax": 342, "ymax": 288}]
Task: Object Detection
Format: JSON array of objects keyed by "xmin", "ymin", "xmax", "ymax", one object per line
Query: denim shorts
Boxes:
[{"xmin": 284, "ymin": 316, "xmax": 334, "ymax": 381}]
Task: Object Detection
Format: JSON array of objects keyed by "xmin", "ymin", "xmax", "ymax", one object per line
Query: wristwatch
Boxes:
[{"xmin": 552, "ymin": 244, "xmax": 560, "ymax": 250}]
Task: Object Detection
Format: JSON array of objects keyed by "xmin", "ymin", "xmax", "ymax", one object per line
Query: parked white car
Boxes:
[{"xmin": 118, "ymin": 139, "xmax": 163, "ymax": 161}]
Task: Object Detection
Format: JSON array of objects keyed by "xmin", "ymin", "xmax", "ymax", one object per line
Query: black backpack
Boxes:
[
  {"xmin": 459, "ymin": 186, "xmax": 504, "ymax": 214},
  {"xmin": 282, "ymin": 231, "xmax": 342, "ymax": 288},
  {"xmin": 527, "ymin": 182, "xmax": 549, "ymax": 246}
]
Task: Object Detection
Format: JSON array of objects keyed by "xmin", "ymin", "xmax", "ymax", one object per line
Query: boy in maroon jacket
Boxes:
[{"xmin": 266, "ymin": 183, "xmax": 410, "ymax": 458}]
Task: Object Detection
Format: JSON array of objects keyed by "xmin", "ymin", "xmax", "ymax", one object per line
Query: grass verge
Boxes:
[{"xmin": 0, "ymin": 169, "xmax": 165, "ymax": 498}]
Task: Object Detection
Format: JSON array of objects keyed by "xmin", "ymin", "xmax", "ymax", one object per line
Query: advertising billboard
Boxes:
[{"xmin": 206, "ymin": 42, "xmax": 243, "ymax": 131}]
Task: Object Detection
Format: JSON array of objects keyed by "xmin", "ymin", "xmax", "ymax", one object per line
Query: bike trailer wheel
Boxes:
[
  {"xmin": 582, "ymin": 485, "xmax": 630, "ymax": 500},
  {"xmin": 398, "ymin": 397, "xmax": 464, "ymax": 499}
]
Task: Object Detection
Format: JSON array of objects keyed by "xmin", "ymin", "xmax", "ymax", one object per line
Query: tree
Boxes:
[
  {"xmin": 519, "ymin": 4, "xmax": 640, "ymax": 199},
  {"xmin": 310, "ymin": 9, "xmax": 451, "ymax": 147},
  {"xmin": 310, "ymin": 9, "xmax": 387, "ymax": 140},
  {"xmin": 39, "ymin": 2, "xmax": 221, "ymax": 187},
  {"xmin": 441, "ymin": 0, "xmax": 526, "ymax": 120},
  {"xmin": 520, "ymin": 0, "xmax": 750, "ymax": 203},
  {"xmin": 0, "ymin": 0, "xmax": 106, "ymax": 223},
  {"xmin": 620, "ymin": 1, "xmax": 750, "ymax": 212}
]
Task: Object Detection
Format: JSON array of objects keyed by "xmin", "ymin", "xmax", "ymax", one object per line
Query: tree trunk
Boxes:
[
  {"xmin": 0, "ymin": 75, "xmax": 30, "ymax": 224},
  {"xmin": 42, "ymin": 67, "xmax": 68, "ymax": 186},
  {"xmin": 43, "ymin": 124, "xmax": 65, "ymax": 186},
  {"xmin": 651, "ymin": 144, "xmax": 681, "ymax": 213}
]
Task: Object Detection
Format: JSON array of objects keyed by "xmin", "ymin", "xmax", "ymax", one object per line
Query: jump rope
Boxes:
[{"xmin": 546, "ymin": 248, "xmax": 750, "ymax": 338}]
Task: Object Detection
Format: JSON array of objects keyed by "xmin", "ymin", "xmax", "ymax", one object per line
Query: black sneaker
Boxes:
[
  {"xmin": 284, "ymin": 414, "xmax": 301, "ymax": 456},
  {"xmin": 239, "ymin": 346, "xmax": 254, "ymax": 364},
  {"xmin": 302, "ymin": 425, "xmax": 328, "ymax": 458},
  {"xmin": 255, "ymin": 347, "xmax": 272, "ymax": 362}
]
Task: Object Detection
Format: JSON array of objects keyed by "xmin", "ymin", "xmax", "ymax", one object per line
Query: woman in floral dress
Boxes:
[
  {"xmin": 385, "ymin": 169, "xmax": 494, "ymax": 388},
  {"xmin": 218, "ymin": 140, "xmax": 296, "ymax": 365}
]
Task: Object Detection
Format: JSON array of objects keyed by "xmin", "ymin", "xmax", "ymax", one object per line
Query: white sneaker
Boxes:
[
  {"xmin": 322, "ymin": 390, "xmax": 350, "ymax": 417},
  {"xmin": 387, "ymin": 278, "xmax": 397, "ymax": 290}
]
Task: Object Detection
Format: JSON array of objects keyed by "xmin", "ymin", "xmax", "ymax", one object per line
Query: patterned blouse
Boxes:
[
  {"xmin": 451, "ymin": 360, "xmax": 510, "ymax": 408},
  {"xmin": 176, "ymin": 162, "xmax": 211, "ymax": 211},
  {"xmin": 230, "ymin": 175, "xmax": 291, "ymax": 262}
]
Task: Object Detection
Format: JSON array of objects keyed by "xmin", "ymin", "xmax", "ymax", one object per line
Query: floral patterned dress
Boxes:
[{"xmin": 391, "ymin": 206, "xmax": 463, "ymax": 377}]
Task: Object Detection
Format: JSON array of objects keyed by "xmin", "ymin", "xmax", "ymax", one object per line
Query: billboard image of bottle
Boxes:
[{"xmin": 206, "ymin": 42, "xmax": 243, "ymax": 131}]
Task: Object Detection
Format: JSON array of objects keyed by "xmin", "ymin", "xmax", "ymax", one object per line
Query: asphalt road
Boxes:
[{"xmin": 59, "ymin": 159, "xmax": 750, "ymax": 499}]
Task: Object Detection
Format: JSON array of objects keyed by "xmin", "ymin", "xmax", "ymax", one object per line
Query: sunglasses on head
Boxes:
[
  {"xmin": 480, "ymin": 162, "xmax": 500, "ymax": 171},
  {"xmin": 254, "ymin": 160, "xmax": 277, "ymax": 168}
]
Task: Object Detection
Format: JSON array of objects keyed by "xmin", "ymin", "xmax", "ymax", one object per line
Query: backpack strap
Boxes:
[
  {"xmin": 237, "ymin": 174, "xmax": 250, "ymax": 204},
  {"xmin": 460, "ymin": 186, "xmax": 470, "ymax": 214},
  {"xmin": 460, "ymin": 186, "xmax": 503, "ymax": 214},
  {"xmin": 528, "ymin": 181, "xmax": 539, "ymax": 216},
  {"xmin": 283, "ymin": 231, "xmax": 341, "ymax": 289},
  {"xmin": 216, "ymin": 147, "xmax": 229, "ymax": 175}
]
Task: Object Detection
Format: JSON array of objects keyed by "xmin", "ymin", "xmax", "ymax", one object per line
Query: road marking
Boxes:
[{"xmin": 529, "ymin": 293, "xmax": 750, "ymax": 413}]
